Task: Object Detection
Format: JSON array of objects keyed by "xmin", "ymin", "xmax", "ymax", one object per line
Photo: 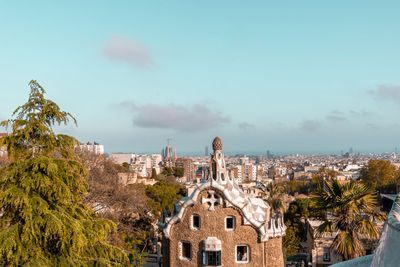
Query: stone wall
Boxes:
[
  {"xmin": 265, "ymin": 237, "xmax": 284, "ymax": 267},
  {"xmin": 162, "ymin": 188, "xmax": 284, "ymax": 267}
]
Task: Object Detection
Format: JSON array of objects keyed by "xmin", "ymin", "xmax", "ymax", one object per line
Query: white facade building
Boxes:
[
  {"xmin": 80, "ymin": 142, "xmax": 104, "ymax": 155},
  {"xmin": 234, "ymin": 164, "xmax": 258, "ymax": 183},
  {"xmin": 109, "ymin": 153, "xmax": 162, "ymax": 177},
  {"xmin": 109, "ymin": 153, "xmax": 134, "ymax": 165}
]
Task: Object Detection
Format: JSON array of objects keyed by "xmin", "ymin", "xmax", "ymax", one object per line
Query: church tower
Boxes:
[
  {"xmin": 210, "ymin": 137, "xmax": 229, "ymax": 183},
  {"xmin": 161, "ymin": 137, "xmax": 286, "ymax": 267}
]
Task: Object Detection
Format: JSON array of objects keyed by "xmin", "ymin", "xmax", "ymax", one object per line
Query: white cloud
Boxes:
[
  {"xmin": 325, "ymin": 110, "xmax": 347, "ymax": 122},
  {"xmin": 103, "ymin": 34, "xmax": 153, "ymax": 68},
  {"xmin": 238, "ymin": 122, "xmax": 255, "ymax": 130},
  {"xmin": 123, "ymin": 102, "xmax": 230, "ymax": 132},
  {"xmin": 349, "ymin": 109, "xmax": 372, "ymax": 117},
  {"xmin": 368, "ymin": 85, "xmax": 400, "ymax": 102},
  {"xmin": 299, "ymin": 120, "xmax": 321, "ymax": 132}
]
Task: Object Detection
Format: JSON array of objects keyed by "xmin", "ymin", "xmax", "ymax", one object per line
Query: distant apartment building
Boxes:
[
  {"xmin": 79, "ymin": 141, "xmax": 104, "ymax": 155},
  {"xmin": 130, "ymin": 153, "xmax": 162, "ymax": 177},
  {"xmin": 336, "ymin": 171, "xmax": 360, "ymax": 181},
  {"xmin": 293, "ymin": 170, "xmax": 313, "ymax": 180},
  {"xmin": 276, "ymin": 166, "xmax": 288, "ymax": 176},
  {"xmin": 109, "ymin": 153, "xmax": 162, "ymax": 177},
  {"xmin": 130, "ymin": 154, "xmax": 151, "ymax": 177},
  {"xmin": 109, "ymin": 153, "xmax": 134, "ymax": 165},
  {"xmin": 232, "ymin": 164, "xmax": 258, "ymax": 183},
  {"xmin": 267, "ymin": 166, "xmax": 280, "ymax": 179},
  {"xmin": 304, "ymin": 165, "xmax": 320, "ymax": 173},
  {"xmin": 175, "ymin": 157, "xmax": 195, "ymax": 182},
  {"xmin": 342, "ymin": 164, "xmax": 360, "ymax": 172},
  {"xmin": 239, "ymin": 155, "xmax": 250, "ymax": 165},
  {"xmin": 150, "ymin": 154, "xmax": 163, "ymax": 174}
]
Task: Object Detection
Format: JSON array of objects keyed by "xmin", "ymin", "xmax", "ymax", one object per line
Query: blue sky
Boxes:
[{"xmin": 1, "ymin": 0, "xmax": 400, "ymax": 155}]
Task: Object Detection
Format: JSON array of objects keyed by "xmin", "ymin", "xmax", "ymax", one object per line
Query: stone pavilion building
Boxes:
[{"xmin": 161, "ymin": 137, "xmax": 286, "ymax": 267}]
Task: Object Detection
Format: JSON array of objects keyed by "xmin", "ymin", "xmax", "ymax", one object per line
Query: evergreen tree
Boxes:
[{"xmin": 0, "ymin": 81, "xmax": 128, "ymax": 266}]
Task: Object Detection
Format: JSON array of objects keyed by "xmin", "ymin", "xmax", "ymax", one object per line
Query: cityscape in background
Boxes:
[
  {"xmin": 78, "ymin": 137, "xmax": 400, "ymax": 266},
  {"xmin": 105, "ymin": 141, "xmax": 400, "ymax": 158},
  {"xmin": 77, "ymin": 139, "xmax": 400, "ymax": 185},
  {"xmin": 2, "ymin": 1, "xmax": 400, "ymax": 266}
]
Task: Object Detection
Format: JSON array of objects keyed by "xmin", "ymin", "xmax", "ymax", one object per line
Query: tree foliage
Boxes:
[
  {"xmin": 0, "ymin": 81, "xmax": 127, "ymax": 266},
  {"xmin": 262, "ymin": 183, "xmax": 284, "ymax": 213},
  {"xmin": 360, "ymin": 159, "xmax": 399, "ymax": 192},
  {"xmin": 310, "ymin": 167, "xmax": 338, "ymax": 190},
  {"xmin": 79, "ymin": 150, "xmax": 152, "ymax": 265},
  {"xmin": 282, "ymin": 197, "xmax": 323, "ymax": 259},
  {"xmin": 283, "ymin": 167, "xmax": 339, "ymax": 196},
  {"xmin": 282, "ymin": 223, "xmax": 301, "ymax": 259},
  {"xmin": 311, "ymin": 179, "xmax": 386, "ymax": 260},
  {"xmin": 173, "ymin": 167, "xmax": 184, "ymax": 178},
  {"xmin": 285, "ymin": 198, "xmax": 323, "ymax": 223},
  {"xmin": 161, "ymin": 167, "xmax": 185, "ymax": 178},
  {"xmin": 284, "ymin": 179, "xmax": 310, "ymax": 195},
  {"xmin": 145, "ymin": 181, "xmax": 185, "ymax": 217}
]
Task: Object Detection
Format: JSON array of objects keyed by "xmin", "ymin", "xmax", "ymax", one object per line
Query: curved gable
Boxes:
[{"xmin": 163, "ymin": 180, "xmax": 284, "ymax": 241}]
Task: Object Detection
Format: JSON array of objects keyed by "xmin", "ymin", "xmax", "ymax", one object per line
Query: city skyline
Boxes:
[
  {"xmin": 2, "ymin": 1, "xmax": 400, "ymax": 153},
  {"xmin": 111, "ymin": 138, "xmax": 397, "ymax": 157}
]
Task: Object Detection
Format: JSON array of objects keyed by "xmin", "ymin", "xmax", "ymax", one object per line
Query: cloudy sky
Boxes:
[{"xmin": 1, "ymin": 1, "xmax": 400, "ymax": 155}]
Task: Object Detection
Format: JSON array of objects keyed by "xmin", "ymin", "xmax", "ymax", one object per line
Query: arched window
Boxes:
[{"xmin": 202, "ymin": 237, "xmax": 222, "ymax": 266}]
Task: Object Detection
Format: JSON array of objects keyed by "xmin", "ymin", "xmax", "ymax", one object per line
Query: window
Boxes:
[
  {"xmin": 236, "ymin": 245, "xmax": 249, "ymax": 263},
  {"xmin": 181, "ymin": 241, "xmax": 192, "ymax": 260},
  {"xmin": 202, "ymin": 251, "xmax": 221, "ymax": 266},
  {"xmin": 225, "ymin": 216, "xmax": 235, "ymax": 230},
  {"xmin": 323, "ymin": 248, "xmax": 331, "ymax": 262},
  {"xmin": 192, "ymin": 214, "xmax": 200, "ymax": 229}
]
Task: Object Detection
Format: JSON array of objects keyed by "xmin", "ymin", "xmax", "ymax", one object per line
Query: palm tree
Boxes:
[
  {"xmin": 311, "ymin": 179, "xmax": 386, "ymax": 260},
  {"xmin": 263, "ymin": 183, "xmax": 284, "ymax": 214}
]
